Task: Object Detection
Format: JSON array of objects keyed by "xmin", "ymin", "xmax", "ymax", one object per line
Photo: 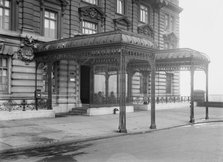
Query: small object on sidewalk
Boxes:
[{"xmin": 113, "ymin": 108, "xmax": 119, "ymax": 114}]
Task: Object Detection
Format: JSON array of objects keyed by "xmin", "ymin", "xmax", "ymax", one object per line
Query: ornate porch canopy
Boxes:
[
  {"xmin": 34, "ymin": 30, "xmax": 157, "ymax": 132},
  {"xmin": 35, "ymin": 30, "xmax": 155, "ymax": 64},
  {"xmin": 155, "ymin": 48, "xmax": 210, "ymax": 71},
  {"xmin": 34, "ymin": 30, "xmax": 211, "ymax": 132}
]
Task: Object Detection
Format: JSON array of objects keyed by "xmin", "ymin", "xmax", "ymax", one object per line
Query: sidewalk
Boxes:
[{"xmin": 0, "ymin": 106, "xmax": 223, "ymax": 154}]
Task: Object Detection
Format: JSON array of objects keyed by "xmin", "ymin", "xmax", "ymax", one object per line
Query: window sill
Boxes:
[
  {"xmin": 115, "ymin": 12, "xmax": 125, "ymax": 17},
  {"xmin": 0, "ymin": 29, "xmax": 20, "ymax": 38},
  {"xmin": 20, "ymin": 31, "xmax": 57, "ymax": 42}
]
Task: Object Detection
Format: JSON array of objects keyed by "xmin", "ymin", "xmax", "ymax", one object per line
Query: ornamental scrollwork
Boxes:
[
  {"xmin": 79, "ymin": 6, "xmax": 105, "ymax": 22},
  {"xmin": 17, "ymin": 36, "xmax": 37, "ymax": 63},
  {"xmin": 138, "ymin": 24, "xmax": 154, "ymax": 39}
]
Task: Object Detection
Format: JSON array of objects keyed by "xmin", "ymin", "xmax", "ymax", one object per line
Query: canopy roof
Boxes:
[
  {"xmin": 36, "ymin": 30, "xmax": 154, "ymax": 53},
  {"xmin": 35, "ymin": 30, "xmax": 210, "ymax": 72},
  {"xmin": 155, "ymin": 48, "xmax": 210, "ymax": 71}
]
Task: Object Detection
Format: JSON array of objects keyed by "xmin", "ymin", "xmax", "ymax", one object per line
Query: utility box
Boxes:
[{"xmin": 35, "ymin": 89, "xmax": 41, "ymax": 99}]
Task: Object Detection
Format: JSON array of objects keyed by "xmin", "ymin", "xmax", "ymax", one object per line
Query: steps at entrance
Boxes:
[{"xmin": 69, "ymin": 106, "xmax": 88, "ymax": 115}]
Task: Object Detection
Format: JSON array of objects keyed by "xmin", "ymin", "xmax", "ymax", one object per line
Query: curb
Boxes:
[{"xmin": 0, "ymin": 120, "xmax": 222, "ymax": 155}]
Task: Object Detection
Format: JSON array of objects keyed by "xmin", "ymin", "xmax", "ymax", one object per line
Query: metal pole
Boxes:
[
  {"xmin": 118, "ymin": 51, "xmax": 127, "ymax": 133},
  {"xmin": 47, "ymin": 62, "xmax": 52, "ymax": 110},
  {"xmin": 150, "ymin": 63, "xmax": 156, "ymax": 129},
  {"xmin": 35, "ymin": 61, "xmax": 38, "ymax": 110},
  {"xmin": 190, "ymin": 67, "xmax": 195, "ymax": 123},
  {"xmin": 205, "ymin": 66, "xmax": 209, "ymax": 120}
]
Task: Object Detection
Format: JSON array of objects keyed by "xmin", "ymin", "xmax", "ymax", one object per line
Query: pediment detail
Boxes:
[
  {"xmin": 113, "ymin": 16, "xmax": 131, "ymax": 30},
  {"xmin": 40, "ymin": 0, "xmax": 69, "ymax": 15},
  {"xmin": 137, "ymin": 24, "xmax": 154, "ymax": 38},
  {"xmin": 163, "ymin": 32, "xmax": 178, "ymax": 44},
  {"xmin": 79, "ymin": 5, "xmax": 105, "ymax": 22}
]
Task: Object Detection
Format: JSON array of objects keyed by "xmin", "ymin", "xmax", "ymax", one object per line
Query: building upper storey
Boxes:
[{"xmin": 0, "ymin": 0, "xmax": 182, "ymax": 50}]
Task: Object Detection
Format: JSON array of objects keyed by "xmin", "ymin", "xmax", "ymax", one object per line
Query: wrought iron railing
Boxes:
[
  {"xmin": 0, "ymin": 97, "xmax": 47, "ymax": 111},
  {"xmin": 132, "ymin": 95, "xmax": 190, "ymax": 105}
]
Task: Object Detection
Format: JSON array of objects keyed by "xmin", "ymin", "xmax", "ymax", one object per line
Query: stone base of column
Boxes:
[
  {"xmin": 205, "ymin": 108, "xmax": 209, "ymax": 120},
  {"xmin": 150, "ymin": 123, "xmax": 156, "ymax": 129},
  {"xmin": 189, "ymin": 118, "xmax": 195, "ymax": 123},
  {"xmin": 118, "ymin": 128, "xmax": 127, "ymax": 133}
]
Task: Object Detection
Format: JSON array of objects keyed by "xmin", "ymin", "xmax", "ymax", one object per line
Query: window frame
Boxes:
[
  {"xmin": 164, "ymin": 13, "xmax": 175, "ymax": 32},
  {"xmin": 41, "ymin": 2, "xmax": 62, "ymax": 39},
  {"xmin": 0, "ymin": 0, "xmax": 18, "ymax": 31},
  {"xmin": 44, "ymin": 9, "xmax": 58, "ymax": 39},
  {"xmin": 116, "ymin": 0, "xmax": 125, "ymax": 15},
  {"xmin": 82, "ymin": 20, "xmax": 98, "ymax": 34},
  {"xmin": 139, "ymin": 4, "xmax": 149, "ymax": 24},
  {"xmin": 0, "ymin": 56, "xmax": 10, "ymax": 94}
]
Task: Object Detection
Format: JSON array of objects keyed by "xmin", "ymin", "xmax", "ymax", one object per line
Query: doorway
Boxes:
[{"xmin": 80, "ymin": 65, "xmax": 90, "ymax": 104}]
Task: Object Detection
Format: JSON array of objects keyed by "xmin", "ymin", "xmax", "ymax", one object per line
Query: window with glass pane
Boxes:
[
  {"xmin": 82, "ymin": 21, "xmax": 97, "ymax": 34},
  {"xmin": 117, "ymin": 0, "xmax": 124, "ymax": 14},
  {"xmin": 166, "ymin": 73, "xmax": 173, "ymax": 94},
  {"xmin": 44, "ymin": 10, "xmax": 57, "ymax": 39},
  {"xmin": 164, "ymin": 14, "xmax": 169, "ymax": 31},
  {"xmin": 83, "ymin": 0, "xmax": 97, "ymax": 5},
  {"xmin": 42, "ymin": 62, "xmax": 58, "ymax": 93},
  {"xmin": 0, "ymin": 0, "xmax": 10, "ymax": 30},
  {"xmin": 0, "ymin": 58, "xmax": 8, "ymax": 93},
  {"xmin": 140, "ymin": 5, "xmax": 148, "ymax": 23}
]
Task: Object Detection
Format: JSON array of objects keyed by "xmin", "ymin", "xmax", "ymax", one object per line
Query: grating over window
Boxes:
[
  {"xmin": 44, "ymin": 10, "xmax": 57, "ymax": 39},
  {"xmin": 0, "ymin": 0, "xmax": 10, "ymax": 30},
  {"xmin": 82, "ymin": 21, "xmax": 97, "ymax": 34},
  {"xmin": 0, "ymin": 58, "xmax": 8, "ymax": 93},
  {"xmin": 140, "ymin": 5, "xmax": 148, "ymax": 23}
]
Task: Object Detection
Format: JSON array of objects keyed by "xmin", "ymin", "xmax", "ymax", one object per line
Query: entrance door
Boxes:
[{"xmin": 80, "ymin": 66, "xmax": 90, "ymax": 104}]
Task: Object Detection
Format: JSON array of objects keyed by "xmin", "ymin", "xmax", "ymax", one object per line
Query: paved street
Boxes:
[
  {"xmin": 1, "ymin": 105, "xmax": 223, "ymax": 153},
  {"xmin": 1, "ymin": 122, "xmax": 223, "ymax": 162}
]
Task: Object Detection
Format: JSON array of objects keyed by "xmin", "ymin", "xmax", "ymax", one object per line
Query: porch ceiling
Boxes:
[{"xmin": 155, "ymin": 48, "xmax": 210, "ymax": 71}]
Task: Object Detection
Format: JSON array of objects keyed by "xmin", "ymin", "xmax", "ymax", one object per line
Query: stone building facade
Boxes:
[{"xmin": 0, "ymin": 0, "xmax": 183, "ymax": 113}]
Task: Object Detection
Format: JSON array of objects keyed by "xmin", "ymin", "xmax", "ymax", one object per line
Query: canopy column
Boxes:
[
  {"xmin": 35, "ymin": 61, "xmax": 39, "ymax": 110},
  {"xmin": 47, "ymin": 62, "xmax": 53, "ymax": 110},
  {"xmin": 89, "ymin": 65, "xmax": 94, "ymax": 105},
  {"xmin": 190, "ymin": 67, "xmax": 195, "ymax": 123},
  {"xmin": 150, "ymin": 63, "xmax": 156, "ymax": 129},
  {"xmin": 205, "ymin": 65, "xmax": 209, "ymax": 120},
  {"xmin": 118, "ymin": 52, "xmax": 127, "ymax": 133}
]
